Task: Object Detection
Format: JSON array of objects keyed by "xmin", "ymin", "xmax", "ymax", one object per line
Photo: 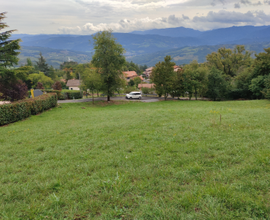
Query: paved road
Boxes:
[{"xmin": 58, "ymin": 96, "xmax": 160, "ymax": 103}]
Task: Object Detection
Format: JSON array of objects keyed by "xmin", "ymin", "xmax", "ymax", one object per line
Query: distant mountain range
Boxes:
[{"xmin": 12, "ymin": 25, "xmax": 270, "ymax": 68}]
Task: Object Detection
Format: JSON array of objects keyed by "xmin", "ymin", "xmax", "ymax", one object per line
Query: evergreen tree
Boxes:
[
  {"xmin": 26, "ymin": 58, "xmax": 33, "ymax": 66},
  {"xmin": 35, "ymin": 52, "xmax": 50, "ymax": 76},
  {"xmin": 0, "ymin": 12, "xmax": 22, "ymax": 100}
]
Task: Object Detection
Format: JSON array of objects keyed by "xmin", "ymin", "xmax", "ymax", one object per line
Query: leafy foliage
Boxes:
[
  {"xmin": 28, "ymin": 72, "xmax": 54, "ymax": 89},
  {"xmin": 0, "ymin": 93, "xmax": 57, "ymax": 126},
  {"xmin": 92, "ymin": 30, "xmax": 126, "ymax": 101},
  {"xmin": 36, "ymin": 82, "xmax": 44, "ymax": 89},
  {"xmin": 52, "ymin": 81, "xmax": 62, "ymax": 91},
  {"xmin": 206, "ymin": 67, "xmax": 228, "ymax": 101},
  {"xmin": 80, "ymin": 67, "xmax": 102, "ymax": 103},
  {"xmin": 35, "ymin": 52, "xmax": 50, "ymax": 76},
  {"xmin": 151, "ymin": 55, "xmax": 175, "ymax": 100},
  {"xmin": 0, "ymin": 12, "xmax": 21, "ymax": 100},
  {"xmin": 0, "ymin": 80, "xmax": 28, "ymax": 101}
]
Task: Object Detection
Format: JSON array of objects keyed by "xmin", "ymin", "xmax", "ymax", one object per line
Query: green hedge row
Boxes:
[
  {"xmin": 0, "ymin": 93, "xmax": 57, "ymax": 126},
  {"xmin": 41, "ymin": 89, "xmax": 82, "ymax": 100}
]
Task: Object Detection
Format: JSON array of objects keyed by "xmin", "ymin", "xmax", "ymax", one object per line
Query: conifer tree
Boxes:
[
  {"xmin": 35, "ymin": 52, "xmax": 50, "ymax": 76},
  {"xmin": 0, "ymin": 12, "xmax": 22, "ymax": 100}
]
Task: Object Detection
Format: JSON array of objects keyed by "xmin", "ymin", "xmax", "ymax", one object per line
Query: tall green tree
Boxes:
[
  {"xmin": 151, "ymin": 55, "xmax": 175, "ymax": 100},
  {"xmin": 206, "ymin": 45, "xmax": 252, "ymax": 77},
  {"xmin": 91, "ymin": 30, "xmax": 126, "ymax": 101},
  {"xmin": 0, "ymin": 12, "xmax": 22, "ymax": 100},
  {"xmin": 26, "ymin": 58, "xmax": 33, "ymax": 67},
  {"xmin": 183, "ymin": 61, "xmax": 208, "ymax": 100},
  {"xmin": 35, "ymin": 52, "xmax": 50, "ymax": 76},
  {"xmin": 170, "ymin": 68, "xmax": 186, "ymax": 99},
  {"xmin": 206, "ymin": 67, "xmax": 228, "ymax": 101}
]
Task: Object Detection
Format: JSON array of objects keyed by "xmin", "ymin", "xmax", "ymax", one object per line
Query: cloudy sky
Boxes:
[{"xmin": 3, "ymin": 0, "xmax": 270, "ymax": 34}]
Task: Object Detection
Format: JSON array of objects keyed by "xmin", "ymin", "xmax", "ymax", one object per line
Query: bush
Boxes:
[
  {"xmin": 63, "ymin": 90, "xmax": 83, "ymax": 99},
  {"xmin": 52, "ymin": 81, "xmax": 62, "ymax": 90},
  {"xmin": 125, "ymin": 86, "xmax": 137, "ymax": 93},
  {"xmin": 36, "ymin": 82, "xmax": 44, "ymax": 89},
  {"xmin": 41, "ymin": 89, "xmax": 82, "ymax": 100},
  {"xmin": 41, "ymin": 89, "xmax": 62, "ymax": 99},
  {"xmin": 141, "ymin": 87, "xmax": 150, "ymax": 94},
  {"xmin": 0, "ymin": 80, "xmax": 28, "ymax": 101},
  {"xmin": 0, "ymin": 93, "xmax": 57, "ymax": 126}
]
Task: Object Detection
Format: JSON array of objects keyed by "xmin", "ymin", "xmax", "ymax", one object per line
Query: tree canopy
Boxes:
[
  {"xmin": 0, "ymin": 12, "xmax": 22, "ymax": 100},
  {"xmin": 91, "ymin": 30, "xmax": 126, "ymax": 101},
  {"xmin": 151, "ymin": 55, "xmax": 175, "ymax": 100}
]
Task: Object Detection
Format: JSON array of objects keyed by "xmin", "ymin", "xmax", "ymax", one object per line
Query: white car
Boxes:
[{"xmin": 126, "ymin": 91, "xmax": 142, "ymax": 99}]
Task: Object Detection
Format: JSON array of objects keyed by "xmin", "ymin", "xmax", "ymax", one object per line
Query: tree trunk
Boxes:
[
  {"xmin": 107, "ymin": 95, "xmax": 110, "ymax": 102},
  {"xmin": 92, "ymin": 91, "xmax": 94, "ymax": 104}
]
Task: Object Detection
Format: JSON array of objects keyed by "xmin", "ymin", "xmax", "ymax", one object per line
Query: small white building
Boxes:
[{"xmin": 66, "ymin": 79, "xmax": 81, "ymax": 90}]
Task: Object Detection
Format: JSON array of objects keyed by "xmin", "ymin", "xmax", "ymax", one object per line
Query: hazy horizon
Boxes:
[{"xmin": 3, "ymin": 0, "xmax": 270, "ymax": 35}]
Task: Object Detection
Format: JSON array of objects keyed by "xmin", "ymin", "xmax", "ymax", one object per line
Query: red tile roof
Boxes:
[{"xmin": 123, "ymin": 71, "xmax": 138, "ymax": 78}]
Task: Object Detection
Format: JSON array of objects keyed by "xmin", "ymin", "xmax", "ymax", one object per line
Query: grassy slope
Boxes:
[{"xmin": 1, "ymin": 100, "xmax": 270, "ymax": 219}]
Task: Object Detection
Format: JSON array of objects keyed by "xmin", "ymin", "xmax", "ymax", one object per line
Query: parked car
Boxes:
[{"xmin": 126, "ymin": 91, "xmax": 142, "ymax": 99}]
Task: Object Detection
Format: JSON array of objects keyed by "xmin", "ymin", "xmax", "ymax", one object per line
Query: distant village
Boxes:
[{"xmin": 66, "ymin": 65, "xmax": 182, "ymax": 92}]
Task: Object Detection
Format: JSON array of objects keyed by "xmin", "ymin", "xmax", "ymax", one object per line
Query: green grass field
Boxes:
[{"xmin": 1, "ymin": 100, "xmax": 270, "ymax": 219}]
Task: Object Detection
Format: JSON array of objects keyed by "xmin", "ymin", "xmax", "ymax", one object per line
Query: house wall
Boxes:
[{"xmin": 69, "ymin": 87, "xmax": 80, "ymax": 91}]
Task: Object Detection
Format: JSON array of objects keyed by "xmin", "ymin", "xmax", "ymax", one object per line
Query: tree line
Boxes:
[{"xmin": 151, "ymin": 45, "xmax": 270, "ymax": 101}]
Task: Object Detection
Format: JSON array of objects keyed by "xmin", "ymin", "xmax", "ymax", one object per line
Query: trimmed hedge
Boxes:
[
  {"xmin": 0, "ymin": 93, "xmax": 57, "ymax": 126},
  {"xmin": 64, "ymin": 90, "xmax": 83, "ymax": 99},
  {"xmin": 42, "ymin": 89, "xmax": 82, "ymax": 100}
]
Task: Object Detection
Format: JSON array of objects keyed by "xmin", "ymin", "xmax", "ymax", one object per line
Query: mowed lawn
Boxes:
[{"xmin": 1, "ymin": 100, "xmax": 270, "ymax": 219}]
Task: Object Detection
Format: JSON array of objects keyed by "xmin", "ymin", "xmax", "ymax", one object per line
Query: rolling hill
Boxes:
[{"xmin": 12, "ymin": 25, "xmax": 270, "ymax": 68}]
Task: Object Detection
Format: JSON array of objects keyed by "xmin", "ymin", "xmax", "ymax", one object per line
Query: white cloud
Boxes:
[
  {"xmin": 3, "ymin": 0, "xmax": 270, "ymax": 34},
  {"xmin": 58, "ymin": 10, "xmax": 270, "ymax": 34},
  {"xmin": 58, "ymin": 14, "xmax": 190, "ymax": 34}
]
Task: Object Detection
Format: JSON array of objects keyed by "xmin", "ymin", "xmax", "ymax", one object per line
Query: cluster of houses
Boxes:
[{"xmin": 66, "ymin": 65, "xmax": 182, "ymax": 91}]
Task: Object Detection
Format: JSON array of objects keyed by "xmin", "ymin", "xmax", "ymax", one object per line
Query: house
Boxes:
[
  {"xmin": 123, "ymin": 71, "xmax": 138, "ymax": 81},
  {"xmin": 138, "ymin": 83, "xmax": 155, "ymax": 90},
  {"xmin": 66, "ymin": 79, "xmax": 81, "ymax": 90},
  {"xmin": 174, "ymin": 65, "xmax": 182, "ymax": 72},
  {"xmin": 143, "ymin": 67, "xmax": 153, "ymax": 78}
]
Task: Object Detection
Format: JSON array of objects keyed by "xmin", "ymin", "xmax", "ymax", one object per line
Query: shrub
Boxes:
[
  {"xmin": 63, "ymin": 90, "xmax": 83, "ymax": 99},
  {"xmin": 0, "ymin": 93, "xmax": 57, "ymax": 126},
  {"xmin": 52, "ymin": 81, "xmax": 62, "ymax": 91},
  {"xmin": 41, "ymin": 89, "xmax": 62, "ymax": 100},
  {"xmin": 0, "ymin": 80, "xmax": 28, "ymax": 101},
  {"xmin": 125, "ymin": 86, "xmax": 137, "ymax": 93},
  {"xmin": 41, "ymin": 89, "xmax": 82, "ymax": 100},
  {"xmin": 141, "ymin": 87, "xmax": 150, "ymax": 94},
  {"xmin": 36, "ymin": 82, "xmax": 44, "ymax": 89}
]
